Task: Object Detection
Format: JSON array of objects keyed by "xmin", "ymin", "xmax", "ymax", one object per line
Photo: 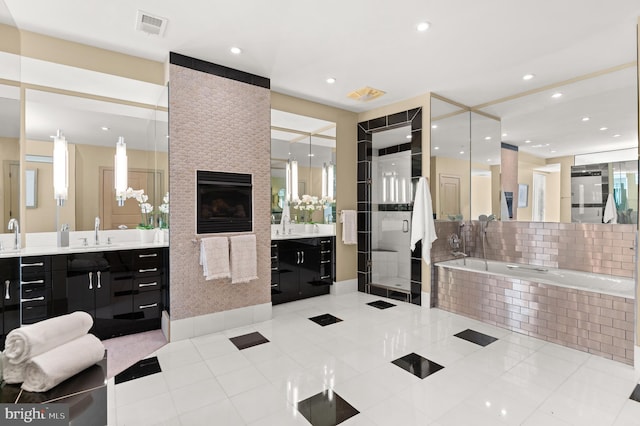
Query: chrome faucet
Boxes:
[
  {"xmin": 94, "ymin": 216, "xmax": 100, "ymax": 245},
  {"xmin": 282, "ymin": 215, "xmax": 289, "ymax": 235},
  {"xmin": 8, "ymin": 218, "xmax": 19, "ymax": 250}
]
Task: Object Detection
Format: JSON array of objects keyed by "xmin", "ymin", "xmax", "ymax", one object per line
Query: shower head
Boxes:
[{"xmin": 478, "ymin": 214, "xmax": 488, "ymax": 222}]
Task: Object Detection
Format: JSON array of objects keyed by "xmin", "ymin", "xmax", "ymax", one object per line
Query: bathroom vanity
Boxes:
[
  {"xmin": 0, "ymin": 241, "xmax": 168, "ymax": 349},
  {"xmin": 271, "ymin": 232, "xmax": 335, "ymax": 305}
]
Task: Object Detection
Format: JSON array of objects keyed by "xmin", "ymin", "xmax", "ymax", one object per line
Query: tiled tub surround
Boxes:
[
  {"xmin": 437, "ymin": 261, "xmax": 635, "ymax": 364},
  {"xmin": 431, "ymin": 220, "xmax": 637, "ymax": 364}
]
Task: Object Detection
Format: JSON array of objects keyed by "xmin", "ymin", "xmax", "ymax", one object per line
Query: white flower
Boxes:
[
  {"xmin": 159, "ymin": 204, "xmax": 169, "ymax": 214},
  {"xmin": 140, "ymin": 203, "xmax": 153, "ymax": 214},
  {"xmin": 162, "ymin": 192, "xmax": 169, "ymax": 204}
]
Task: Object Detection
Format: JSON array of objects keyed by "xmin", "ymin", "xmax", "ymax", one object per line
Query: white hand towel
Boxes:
[
  {"xmin": 603, "ymin": 194, "xmax": 617, "ymax": 224},
  {"xmin": 21, "ymin": 334, "xmax": 105, "ymax": 392},
  {"xmin": 230, "ymin": 234, "xmax": 258, "ymax": 284},
  {"xmin": 2, "ymin": 354, "xmax": 26, "ymax": 384},
  {"xmin": 4, "ymin": 311, "xmax": 93, "ymax": 365},
  {"xmin": 199, "ymin": 237, "xmax": 231, "ymax": 280},
  {"xmin": 410, "ymin": 177, "xmax": 437, "ymax": 264},
  {"xmin": 341, "ymin": 210, "xmax": 357, "ymax": 245}
]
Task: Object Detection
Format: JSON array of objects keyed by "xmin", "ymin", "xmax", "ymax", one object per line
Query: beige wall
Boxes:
[
  {"xmin": 169, "ymin": 64, "xmax": 271, "ymax": 320},
  {"xmin": 636, "ymin": 16, "xmax": 639, "ymax": 346},
  {"xmin": 471, "ymin": 174, "xmax": 492, "ymax": 218},
  {"xmin": 0, "ymin": 137, "xmax": 19, "ymax": 228},
  {"xmin": 543, "ymin": 169, "xmax": 561, "ymax": 223},
  {"xmin": 547, "ymin": 155, "xmax": 574, "ymax": 222},
  {"xmin": 271, "ymin": 92, "xmax": 358, "ymax": 283},
  {"xmin": 517, "ymin": 152, "xmax": 546, "ymax": 221},
  {"xmin": 491, "ymin": 164, "xmax": 501, "ymax": 217},
  {"xmin": 430, "ymin": 156, "xmax": 471, "ymax": 219}
]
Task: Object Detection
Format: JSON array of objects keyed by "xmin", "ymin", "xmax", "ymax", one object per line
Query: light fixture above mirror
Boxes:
[
  {"xmin": 52, "ymin": 129, "xmax": 68, "ymax": 207},
  {"xmin": 114, "ymin": 136, "xmax": 128, "ymax": 207}
]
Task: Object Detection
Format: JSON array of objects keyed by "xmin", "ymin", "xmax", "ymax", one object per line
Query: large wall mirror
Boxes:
[
  {"xmin": 480, "ymin": 65, "xmax": 638, "ymax": 224},
  {"xmin": 23, "ymin": 89, "xmax": 168, "ymax": 233},
  {"xmin": 270, "ymin": 109, "xmax": 336, "ymax": 224}
]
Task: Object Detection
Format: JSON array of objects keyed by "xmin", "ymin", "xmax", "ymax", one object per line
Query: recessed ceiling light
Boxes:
[
  {"xmin": 551, "ymin": 150, "xmax": 557, "ymax": 153},
  {"xmin": 230, "ymin": 46, "xmax": 242, "ymax": 55},
  {"xmin": 525, "ymin": 140, "xmax": 531, "ymax": 144},
  {"xmin": 484, "ymin": 136, "xmax": 491, "ymax": 140},
  {"xmin": 600, "ymin": 127, "xmax": 608, "ymax": 131},
  {"xmin": 551, "ymin": 92, "xmax": 563, "ymax": 98},
  {"xmin": 417, "ymin": 22, "xmax": 430, "ymax": 32},
  {"xmin": 100, "ymin": 126, "xmax": 109, "ymax": 131},
  {"xmin": 613, "ymin": 134, "xmax": 621, "ymax": 137},
  {"xmin": 326, "ymin": 77, "xmax": 336, "ymax": 84},
  {"xmin": 434, "ymin": 146, "xmax": 439, "ymax": 150},
  {"xmin": 459, "ymin": 151, "xmax": 465, "ymax": 155},
  {"xmin": 581, "ymin": 116, "xmax": 590, "ymax": 122},
  {"xmin": 502, "ymin": 133, "xmax": 507, "ymax": 137},
  {"xmin": 406, "ymin": 135, "xmax": 412, "ymax": 139},
  {"xmin": 522, "ymin": 73, "xmax": 535, "ymax": 81},
  {"xmin": 487, "ymin": 159, "xmax": 491, "ymax": 162},
  {"xmin": 431, "ymin": 124, "xmax": 438, "ymax": 129}
]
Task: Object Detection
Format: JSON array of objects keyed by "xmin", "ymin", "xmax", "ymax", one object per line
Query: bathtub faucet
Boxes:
[{"xmin": 451, "ymin": 251, "xmax": 468, "ymax": 258}]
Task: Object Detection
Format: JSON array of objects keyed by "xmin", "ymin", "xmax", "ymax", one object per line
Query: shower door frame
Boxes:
[{"xmin": 357, "ymin": 108, "xmax": 423, "ymax": 305}]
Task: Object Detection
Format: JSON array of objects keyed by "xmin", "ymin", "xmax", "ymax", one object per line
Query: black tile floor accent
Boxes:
[
  {"xmin": 229, "ymin": 331, "xmax": 270, "ymax": 350},
  {"xmin": 367, "ymin": 300, "xmax": 396, "ymax": 309},
  {"xmin": 392, "ymin": 352, "xmax": 444, "ymax": 379},
  {"xmin": 630, "ymin": 384, "xmax": 640, "ymax": 402},
  {"xmin": 297, "ymin": 389, "xmax": 359, "ymax": 426},
  {"xmin": 454, "ymin": 328, "xmax": 498, "ymax": 347},
  {"xmin": 115, "ymin": 356, "xmax": 162, "ymax": 385},
  {"xmin": 309, "ymin": 313, "xmax": 343, "ymax": 326}
]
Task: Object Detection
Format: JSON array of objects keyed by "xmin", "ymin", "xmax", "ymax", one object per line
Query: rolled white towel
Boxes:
[
  {"xmin": 2, "ymin": 356, "xmax": 26, "ymax": 384},
  {"xmin": 21, "ymin": 334, "xmax": 105, "ymax": 393},
  {"xmin": 4, "ymin": 311, "xmax": 93, "ymax": 365}
]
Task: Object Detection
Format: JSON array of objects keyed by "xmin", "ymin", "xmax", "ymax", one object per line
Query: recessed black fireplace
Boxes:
[{"xmin": 197, "ymin": 170, "xmax": 253, "ymax": 233}]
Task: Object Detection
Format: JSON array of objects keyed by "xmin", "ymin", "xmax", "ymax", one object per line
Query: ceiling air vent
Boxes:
[
  {"xmin": 347, "ymin": 86, "xmax": 386, "ymax": 102},
  {"xmin": 136, "ymin": 10, "xmax": 168, "ymax": 36}
]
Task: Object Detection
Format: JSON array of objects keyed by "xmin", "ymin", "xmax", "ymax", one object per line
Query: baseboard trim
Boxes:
[
  {"xmin": 168, "ymin": 302, "xmax": 272, "ymax": 342},
  {"xmin": 635, "ymin": 345, "xmax": 639, "ymax": 370},
  {"xmin": 331, "ymin": 279, "xmax": 357, "ymax": 295},
  {"xmin": 421, "ymin": 292, "xmax": 431, "ymax": 308}
]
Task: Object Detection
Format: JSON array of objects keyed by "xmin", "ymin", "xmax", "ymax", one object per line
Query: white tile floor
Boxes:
[{"xmin": 108, "ymin": 292, "xmax": 640, "ymax": 425}]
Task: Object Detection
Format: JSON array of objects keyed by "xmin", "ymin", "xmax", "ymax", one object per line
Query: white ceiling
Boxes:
[{"xmin": 1, "ymin": 0, "xmax": 638, "ymax": 162}]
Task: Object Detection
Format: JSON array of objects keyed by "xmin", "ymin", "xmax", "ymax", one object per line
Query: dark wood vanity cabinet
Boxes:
[
  {"xmin": 272, "ymin": 237, "xmax": 334, "ymax": 305},
  {"xmin": 16, "ymin": 247, "xmax": 168, "ymax": 341},
  {"xmin": 0, "ymin": 257, "xmax": 20, "ymax": 350}
]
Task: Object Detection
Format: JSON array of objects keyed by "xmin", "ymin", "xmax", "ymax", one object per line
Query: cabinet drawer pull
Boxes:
[
  {"xmin": 139, "ymin": 268, "xmax": 158, "ymax": 273},
  {"xmin": 139, "ymin": 282, "xmax": 158, "ymax": 288},
  {"xmin": 88, "ymin": 271, "xmax": 93, "ymax": 290},
  {"xmin": 271, "ymin": 244, "xmax": 277, "ymax": 248},
  {"xmin": 271, "ymin": 256, "xmax": 277, "ymax": 259},
  {"xmin": 97, "ymin": 271, "xmax": 102, "ymax": 289},
  {"xmin": 22, "ymin": 296, "xmax": 45, "ymax": 303},
  {"xmin": 5, "ymin": 280, "xmax": 9, "ymax": 300},
  {"xmin": 321, "ymin": 250, "xmax": 331, "ymax": 254},
  {"xmin": 321, "ymin": 260, "xmax": 331, "ymax": 264},
  {"xmin": 21, "ymin": 262, "xmax": 44, "ymax": 267},
  {"xmin": 271, "ymin": 267, "xmax": 278, "ymax": 271},
  {"xmin": 21, "ymin": 279, "xmax": 44, "ymax": 285},
  {"xmin": 320, "ymin": 240, "xmax": 331, "ymax": 243},
  {"xmin": 139, "ymin": 303, "xmax": 158, "ymax": 309},
  {"xmin": 321, "ymin": 275, "xmax": 331, "ymax": 280},
  {"xmin": 138, "ymin": 253, "xmax": 158, "ymax": 258},
  {"xmin": 271, "ymin": 284, "xmax": 278, "ymax": 288}
]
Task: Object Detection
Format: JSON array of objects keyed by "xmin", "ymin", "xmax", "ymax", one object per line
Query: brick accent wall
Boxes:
[
  {"xmin": 168, "ymin": 64, "xmax": 271, "ymax": 320},
  {"xmin": 437, "ymin": 267, "xmax": 635, "ymax": 364}
]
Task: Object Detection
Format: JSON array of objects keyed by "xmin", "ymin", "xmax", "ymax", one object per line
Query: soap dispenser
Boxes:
[{"xmin": 58, "ymin": 224, "xmax": 69, "ymax": 247}]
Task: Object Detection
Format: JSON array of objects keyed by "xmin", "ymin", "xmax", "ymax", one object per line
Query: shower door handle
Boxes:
[{"xmin": 402, "ymin": 220, "xmax": 409, "ymax": 233}]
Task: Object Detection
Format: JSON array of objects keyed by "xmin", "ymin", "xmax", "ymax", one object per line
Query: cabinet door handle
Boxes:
[
  {"xmin": 296, "ymin": 251, "xmax": 300, "ymax": 265},
  {"xmin": 21, "ymin": 279, "xmax": 44, "ymax": 285},
  {"xmin": 139, "ymin": 303, "xmax": 158, "ymax": 309},
  {"xmin": 138, "ymin": 253, "xmax": 158, "ymax": 258},
  {"xmin": 21, "ymin": 296, "xmax": 44, "ymax": 303},
  {"xmin": 321, "ymin": 250, "xmax": 331, "ymax": 254},
  {"xmin": 139, "ymin": 268, "xmax": 158, "ymax": 273},
  {"xmin": 21, "ymin": 262, "xmax": 44, "ymax": 267},
  {"xmin": 97, "ymin": 271, "xmax": 101, "ymax": 289},
  {"xmin": 4, "ymin": 280, "xmax": 9, "ymax": 300},
  {"xmin": 88, "ymin": 271, "xmax": 93, "ymax": 290},
  {"xmin": 320, "ymin": 240, "xmax": 331, "ymax": 244},
  {"xmin": 301, "ymin": 251, "xmax": 304, "ymax": 264},
  {"xmin": 139, "ymin": 282, "xmax": 158, "ymax": 288},
  {"xmin": 321, "ymin": 260, "xmax": 331, "ymax": 264}
]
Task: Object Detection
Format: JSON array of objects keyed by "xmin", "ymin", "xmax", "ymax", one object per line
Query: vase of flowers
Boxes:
[
  {"xmin": 125, "ymin": 187, "xmax": 156, "ymax": 243},
  {"xmin": 158, "ymin": 192, "xmax": 169, "ymax": 229}
]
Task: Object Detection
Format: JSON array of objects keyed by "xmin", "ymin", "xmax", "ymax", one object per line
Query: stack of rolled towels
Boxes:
[{"xmin": 1, "ymin": 311, "xmax": 105, "ymax": 392}]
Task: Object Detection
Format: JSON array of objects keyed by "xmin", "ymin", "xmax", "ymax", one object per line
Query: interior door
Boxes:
[
  {"xmin": 101, "ymin": 168, "xmax": 163, "ymax": 230},
  {"xmin": 440, "ymin": 174, "xmax": 461, "ymax": 218}
]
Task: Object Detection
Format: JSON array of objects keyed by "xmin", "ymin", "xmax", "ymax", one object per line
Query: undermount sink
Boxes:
[{"xmin": 70, "ymin": 242, "xmax": 121, "ymax": 250}]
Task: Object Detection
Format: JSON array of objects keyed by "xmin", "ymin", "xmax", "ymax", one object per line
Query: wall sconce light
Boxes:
[
  {"xmin": 52, "ymin": 129, "xmax": 68, "ymax": 206},
  {"xmin": 322, "ymin": 162, "xmax": 335, "ymax": 200},
  {"xmin": 114, "ymin": 136, "xmax": 128, "ymax": 207},
  {"xmin": 286, "ymin": 159, "xmax": 298, "ymax": 202}
]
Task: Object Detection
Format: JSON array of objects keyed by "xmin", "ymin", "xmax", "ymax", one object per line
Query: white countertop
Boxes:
[
  {"xmin": 270, "ymin": 223, "xmax": 336, "ymax": 240},
  {"xmin": 0, "ymin": 229, "xmax": 169, "ymax": 258}
]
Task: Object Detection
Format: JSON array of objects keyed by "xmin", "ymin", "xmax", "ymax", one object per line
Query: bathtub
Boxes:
[{"xmin": 435, "ymin": 257, "xmax": 635, "ymax": 300}]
